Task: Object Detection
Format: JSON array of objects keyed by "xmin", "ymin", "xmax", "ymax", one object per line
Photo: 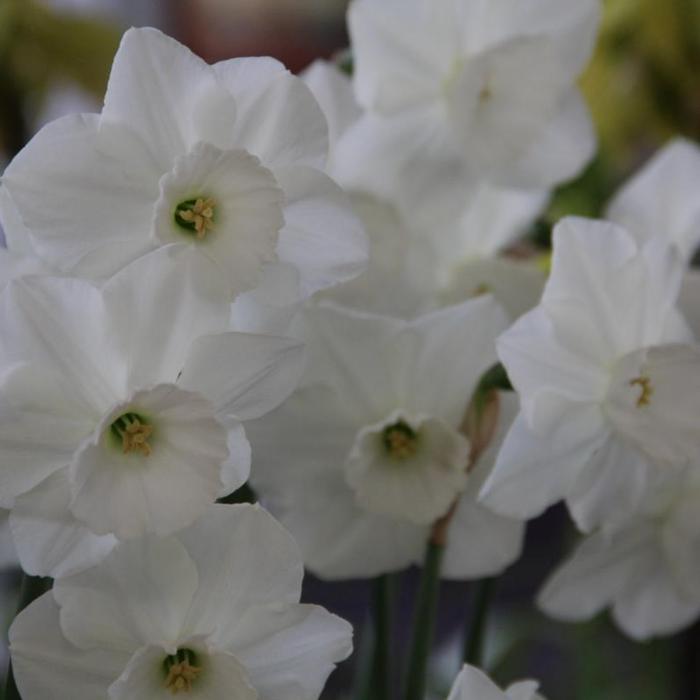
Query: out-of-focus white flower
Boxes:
[
  {"xmin": 10, "ymin": 504, "xmax": 353, "ymax": 700},
  {"xmin": 447, "ymin": 664, "xmax": 545, "ymax": 700},
  {"xmin": 304, "ymin": 60, "xmax": 548, "ymax": 321},
  {"xmin": 481, "ymin": 217, "xmax": 693, "ymax": 532},
  {"xmin": 538, "ymin": 468, "xmax": 700, "ymax": 640},
  {"xmin": 607, "ymin": 139, "xmax": 700, "ymax": 263},
  {"xmin": 0, "ymin": 245, "xmax": 303, "ymax": 576},
  {"xmin": 338, "ymin": 0, "xmax": 597, "ymax": 220},
  {"xmin": 1, "ymin": 28, "xmax": 367, "ymax": 306},
  {"xmin": 247, "ymin": 298, "xmax": 524, "ymax": 580}
]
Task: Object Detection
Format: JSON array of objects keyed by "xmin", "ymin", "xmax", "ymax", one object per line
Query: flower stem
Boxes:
[
  {"xmin": 463, "ymin": 577, "xmax": 496, "ymax": 666},
  {"xmin": 404, "ymin": 538, "xmax": 445, "ymax": 700},
  {"xmin": 5, "ymin": 574, "xmax": 52, "ymax": 700},
  {"xmin": 365, "ymin": 574, "xmax": 398, "ymax": 700}
]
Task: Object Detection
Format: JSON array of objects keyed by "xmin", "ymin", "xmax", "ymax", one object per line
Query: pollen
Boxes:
[
  {"xmin": 164, "ymin": 649, "xmax": 202, "ymax": 695},
  {"xmin": 629, "ymin": 376, "xmax": 653, "ymax": 408},
  {"xmin": 111, "ymin": 413, "xmax": 154, "ymax": 456},
  {"xmin": 383, "ymin": 421, "xmax": 419, "ymax": 460},
  {"xmin": 176, "ymin": 197, "xmax": 216, "ymax": 239}
]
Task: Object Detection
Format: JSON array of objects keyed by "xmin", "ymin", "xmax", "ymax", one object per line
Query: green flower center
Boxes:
[
  {"xmin": 110, "ymin": 412, "xmax": 154, "ymax": 456},
  {"xmin": 382, "ymin": 420, "xmax": 419, "ymax": 460},
  {"xmin": 174, "ymin": 197, "xmax": 217, "ymax": 239},
  {"xmin": 163, "ymin": 648, "xmax": 201, "ymax": 695}
]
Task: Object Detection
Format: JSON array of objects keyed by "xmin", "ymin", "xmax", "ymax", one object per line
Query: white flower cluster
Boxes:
[{"xmin": 1, "ymin": 0, "xmax": 699, "ymax": 696}]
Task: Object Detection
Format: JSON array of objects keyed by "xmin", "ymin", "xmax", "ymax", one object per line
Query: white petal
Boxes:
[
  {"xmin": 537, "ymin": 527, "xmax": 655, "ymax": 623},
  {"xmin": 345, "ymin": 412, "xmax": 470, "ymax": 524},
  {"xmin": 1, "ymin": 114, "xmax": 157, "ymax": 275},
  {"xmin": 607, "ymin": 138, "xmax": 700, "ymax": 261},
  {"xmin": 214, "ymin": 56, "xmax": 328, "ymax": 169},
  {"xmin": 0, "ymin": 275, "xmax": 126, "ymax": 411},
  {"xmin": 497, "ymin": 89, "xmax": 596, "ymax": 189},
  {"xmin": 465, "ymin": 0, "xmax": 600, "ymax": 78},
  {"xmin": 0, "ymin": 248, "xmax": 50, "ymax": 288},
  {"xmin": 302, "ymin": 60, "xmax": 363, "ymax": 151},
  {"xmin": 152, "ymin": 143, "xmax": 284, "ymax": 296},
  {"xmin": 108, "ymin": 643, "xmax": 257, "ymax": 700},
  {"xmin": 349, "ymin": 0, "xmax": 455, "ymax": 113},
  {"xmin": 446, "ymin": 183, "xmax": 549, "ymax": 259},
  {"xmin": 54, "ymin": 535, "xmax": 198, "ymax": 652},
  {"xmin": 179, "ymin": 332, "xmax": 305, "ymax": 420},
  {"xmin": 230, "ymin": 262, "xmax": 303, "ymax": 334},
  {"xmin": 442, "ymin": 258, "xmax": 547, "ymax": 322},
  {"xmin": 567, "ymin": 434, "xmax": 657, "ymax": 533},
  {"xmin": 10, "ymin": 470, "xmax": 117, "ymax": 577},
  {"xmin": 232, "ymin": 603, "xmax": 353, "ymax": 700},
  {"xmin": 298, "ymin": 304, "xmax": 405, "ymax": 422},
  {"xmin": 544, "ymin": 218, "xmax": 688, "ymax": 362},
  {"xmin": 218, "ymin": 420, "xmax": 251, "ymax": 497},
  {"xmin": 612, "ymin": 563, "xmax": 700, "ymax": 640},
  {"xmin": 402, "ymin": 296, "xmax": 508, "ymax": 423},
  {"xmin": 178, "ymin": 504, "xmax": 304, "ymax": 645},
  {"xmin": 70, "ymin": 385, "xmax": 228, "ymax": 539},
  {"xmin": 480, "ymin": 406, "xmax": 607, "ymax": 520},
  {"xmin": 0, "ymin": 364, "xmax": 95, "ymax": 504},
  {"xmin": 102, "ymin": 27, "xmax": 221, "ymax": 168},
  {"xmin": 0, "ymin": 184, "xmax": 39, "ymax": 255},
  {"xmin": 103, "ymin": 244, "xmax": 231, "ymax": 389},
  {"xmin": 506, "ymin": 681, "xmax": 542, "ymax": 700},
  {"xmin": 274, "ymin": 165, "xmax": 368, "ymax": 298},
  {"xmin": 447, "ymin": 664, "xmax": 510, "ymax": 700},
  {"xmin": 10, "ymin": 593, "xmax": 128, "ymax": 700}
]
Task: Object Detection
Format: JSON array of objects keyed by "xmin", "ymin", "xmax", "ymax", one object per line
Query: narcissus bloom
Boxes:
[
  {"xmin": 538, "ymin": 468, "xmax": 700, "ymax": 640},
  {"xmin": 10, "ymin": 504, "xmax": 353, "ymax": 700},
  {"xmin": 248, "ymin": 298, "xmax": 524, "ymax": 579},
  {"xmin": 481, "ymin": 217, "xmax": 693, "ymax": 532},
  {"xmin": 1, "ymin": 28, "xmax": 366, "ymax": 304},
  {"xmin": 304, "ymin": 60, "xmax": 548, "ymax": 321},
  {"xmin": 338, "ymin": 0, "xmax": 597, "ymax": 219},
  {"xmin": 0, "ymin": 245, "xmax": 303, "ymax": 576},
  {"xmin": 447, "ymin": 664, "xmax": 545, "ymax": 700}
]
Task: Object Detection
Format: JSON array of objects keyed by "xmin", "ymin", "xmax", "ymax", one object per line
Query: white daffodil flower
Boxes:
[
  {"xmin": 337, "ymin": 0, "xmax": 597, "ymax": 220},
  {"xmin": 0, "ymin": 27, "xmax": 367, "ymax": 306},
  {"xmin": 480, "ymin": 217, "xmax": 693, "ymax": 532},
  {"xmin": 538, "ymin": 468, "xmax": 700, "ymax": 640},
  {"xmin": 0, "ymin": 245, "xmax": 304, "ymax": 576},
  {"xmin": 607, "ymin": 138, "xmax": 700, "ymax": 263},
  {"xmin": 247, "ymin": 298, "xmax": 524, "ymax": 580},
  {"xmin": 304, "ymin": 60, "xmax": 548, "ymax": 321},
  {"xmin": 9, "ymin": 504, "xmax": 353, "ymax": 700},
  {"xmin": 447, "ymin": 664, "xmax": 545, "ymax": 700}
]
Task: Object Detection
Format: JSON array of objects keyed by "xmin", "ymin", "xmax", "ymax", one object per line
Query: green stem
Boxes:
[
  {"xmin": 5, "ymin": 574, "xmax": 52, "ymax": 700},
  {"xmin": 368, "ymin": 574, "xmax": 397, "ymax": 700},
  {"xmin": 404, "ymin": 539, "xmax": 444, "ymax": 700},
  {"xmin": 463, "ymin": 578, "xmax": 496, "ymax": 667}
]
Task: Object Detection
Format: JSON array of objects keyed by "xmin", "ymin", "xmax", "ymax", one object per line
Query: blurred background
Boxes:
[{"xmin": 1, "ymin": 0, "xmax": 700, "ymax": 698}]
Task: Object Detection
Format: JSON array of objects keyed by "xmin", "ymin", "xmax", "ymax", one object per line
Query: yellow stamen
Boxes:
[
  {"xmin": 629, "ymin": 376, "xmax": 653, "ymax": 408},
  {"xmin": 120, "ymin": 418, "xmax": 153, "ymax": 456},
  {"xmin": 385, "ymin": 428, "xmax": 418, "ymax": 460},
  {"xmin": 177, "ymin": 197, "xmax": 216, "ymax": 239},
  {"xmin": 164, "ymin": 660, "xmax": 202, "ymax": 695}
]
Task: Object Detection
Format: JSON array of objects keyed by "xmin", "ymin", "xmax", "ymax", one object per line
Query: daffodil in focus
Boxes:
[
  {"xmin": 0, "ymin": 245, "xmax": 304, "ymax": 577},
  {"xmin": 481, "ymin": 217, "xmax": 694, "ymax": 532},
  {"xmin": 0, "ymin": 27, "xmax": 367, "ymax": 310},
  {"xmin": 247, "ymin": 297, "xmax": 524, "ymax": 579},
  {"xmin": 9, "ymin": 504, "xmax": 353, "ymax": 700}
]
